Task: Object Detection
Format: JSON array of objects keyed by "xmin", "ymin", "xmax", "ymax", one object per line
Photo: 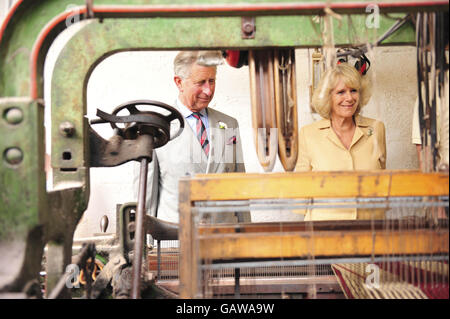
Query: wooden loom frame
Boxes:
[{"xmin": 178, "ymin": 170, "xmax": 449, "ymax": 298}]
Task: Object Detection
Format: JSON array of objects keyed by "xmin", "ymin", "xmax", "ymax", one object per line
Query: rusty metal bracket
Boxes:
[
  {"xmin": 118, "ymin": 203, "xmax": 137, "ymax": 262},
  {"xmin": 241, "ymin": 16, "xmax": 256, "ymax": 39},
  {"xmin": 89, "ymin": 127, "xmax": 155, "ymax": 167}
]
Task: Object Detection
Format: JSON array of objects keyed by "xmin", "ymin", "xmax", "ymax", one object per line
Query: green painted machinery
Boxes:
[{"xmin": 0, "ymin": 0, "xmax": 447, "ymax": 298}]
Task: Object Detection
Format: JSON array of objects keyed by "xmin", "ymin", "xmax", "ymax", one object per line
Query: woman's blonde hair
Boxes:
[{"xmin": 311, "ymin": 63, "xmax": 372, "ymax": 119}]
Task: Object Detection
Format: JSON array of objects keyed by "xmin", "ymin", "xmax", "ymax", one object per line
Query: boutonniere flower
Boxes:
[
  {"xmin": 218, "ymin": 121, "xmax": 227, "ymax": 129},
  {"xmin": 226, "ymin": 136, "xmax": 237, "ymax": 145},
  {"xmin": 367, "ymin": 127, "xmax": 373, "ymax": 137}
]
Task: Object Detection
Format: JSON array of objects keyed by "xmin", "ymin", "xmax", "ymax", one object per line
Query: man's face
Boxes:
[{"xmin": 175, "ymin": 64, "xmax": 216, "ymax": 112}]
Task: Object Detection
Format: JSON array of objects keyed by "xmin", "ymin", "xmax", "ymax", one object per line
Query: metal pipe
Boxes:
[
  {"xmin": 93, "ymin": 1, "xmax": 450, "ymax": 15},
  {"xmin": 131, "ymin": 157, "xmax": 149, "ymax": 299},
  {"xmin": 192, "ymin": 197, "xmax": 450, "ymax": 214},
  {"xmin": 194, "ymin": 196, "xmax": 450, "ymax": 206},
  {"xmin": 21, "ymin": 0, "xmax": 450, "ymax": 99},
  {"xmin": 157, "ymin": 240, "xmax": 161, "ymax": 281},
  {"xmin": 200, "ymin": 255, "xmax": 449, "ymax": 270}
]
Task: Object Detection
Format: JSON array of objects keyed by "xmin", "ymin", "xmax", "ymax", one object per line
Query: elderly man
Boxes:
[{"xmin": 137, "ymin": 51, "xmax": 250, "ymax": 224}]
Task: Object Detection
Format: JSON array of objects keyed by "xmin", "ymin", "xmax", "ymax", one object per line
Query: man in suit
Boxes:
[{"xmin": 138, "ymin": 51, "xmax": 250, "ymax": 224}]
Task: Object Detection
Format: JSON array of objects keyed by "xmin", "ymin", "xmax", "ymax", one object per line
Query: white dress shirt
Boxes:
[{"xmin": 176, "ymin": 98, "xmax": 210, "ymax": 140}]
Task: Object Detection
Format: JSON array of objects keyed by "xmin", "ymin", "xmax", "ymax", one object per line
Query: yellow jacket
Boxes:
[{"xmin": 295, "ymin": 115, "xmax": 387, "ymax": 220}]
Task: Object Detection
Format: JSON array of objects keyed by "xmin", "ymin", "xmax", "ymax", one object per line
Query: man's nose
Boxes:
[{"xmin": 202, "ymin": 82, "xmax": 213, "ymax": 95}]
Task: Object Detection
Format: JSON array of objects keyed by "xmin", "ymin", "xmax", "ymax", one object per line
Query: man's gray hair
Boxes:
[{"xmin": 174, "ymin": 50, "xmax": 223, "ymax": 79}]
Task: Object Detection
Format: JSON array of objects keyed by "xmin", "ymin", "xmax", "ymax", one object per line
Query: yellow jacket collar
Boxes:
[{"xmin": 317, "ymin": 115, "xmax": 371, "ymax": 129}]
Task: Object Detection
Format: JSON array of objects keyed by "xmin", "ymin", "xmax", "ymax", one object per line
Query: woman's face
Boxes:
[{"xmin": 330, "ymin": 78, "xmax": 359, "ymax": 120}]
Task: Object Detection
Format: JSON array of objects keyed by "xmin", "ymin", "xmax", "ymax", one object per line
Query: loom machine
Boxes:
[{"xmin": 0, "ymin": 0, "xmax": 448, "ymax": 299}]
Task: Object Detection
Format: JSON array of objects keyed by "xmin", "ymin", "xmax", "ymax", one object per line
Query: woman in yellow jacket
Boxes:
[{"xmin": 295, "ymin": 63, "xmax": 386, "ymax": 220}]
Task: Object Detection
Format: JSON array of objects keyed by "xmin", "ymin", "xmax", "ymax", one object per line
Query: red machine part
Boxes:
[{"xmin": 223, "ymin": 50, "xmax": 248, "ymax": 68}]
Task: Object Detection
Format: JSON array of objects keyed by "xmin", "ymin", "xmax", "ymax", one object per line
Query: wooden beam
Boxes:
[
  {"xmin": 198, "ymin": 229, "xmax": 449, "ymax": 260},
  {"xmin": 197, "ymin": 219, "xmax": 449, "ymax": 235},
  {"xmin": 178, "ymin": 180, "xmax": 198, "ymax": 298},
  {"xmin": 184, "ymin": 170, "xmax": 449, "ymax": 201}
]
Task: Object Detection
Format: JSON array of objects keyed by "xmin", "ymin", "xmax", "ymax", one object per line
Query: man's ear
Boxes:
[{"xmin": 174, "ymin": 76, "xmax": 183, "ymax": 91}]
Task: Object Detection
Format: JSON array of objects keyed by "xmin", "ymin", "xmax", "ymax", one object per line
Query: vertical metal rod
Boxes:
[
  {"xmin": 280, "ymin": 52, "xmax": 289, "ymax": 137},
  {"xmin": 234, "ymin": 212, "xmax": 242, "ymax": 298},
  {"xmin": 131, "ymin": 157, "xmax": 149, "ymax": 299},
  {"xmin": 157, "ymin": 240, "xmax": 161, "ymax": 281},
  {"xmin": 234, "ymin": 268, "xmax": 240, "ymax": 298},
  {"xmin": 258, "ymin": 55, "xmax": 267, "ymax": 135},
  {"xmin": 257, "ymin": 57, "xmax": 270, "ymax": 159}
]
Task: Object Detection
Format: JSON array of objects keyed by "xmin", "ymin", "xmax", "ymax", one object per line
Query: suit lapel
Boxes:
[
  {"xmin": 349, "ymin": 127, "xmax": 364, "ymax": 149},
  {"xmin": 323, "ymin": 117, "xmax": 367, "ymax": 150},
  {"xmin": 321, "ymin": 119, "xmax": 347, "ymax": 150},
  {"xmin": 206, "ymin": 108, "xmax": 226, "ymax": 173},
  {"xmin": 350, "ymin": 115, "xmax": 370, "ymax": 149},
  {"xmin": 326, "ymin": 129, "xmax": 345, "ymax": 150}
]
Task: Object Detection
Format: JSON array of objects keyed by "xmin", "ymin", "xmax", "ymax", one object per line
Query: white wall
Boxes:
[
  {"xmin": 42, "ymin": 26, "xmax": 420, "ymax": 238},
  {"xmin": 0, "ymin": 0, "xmax": 12, "ymax": 19}
]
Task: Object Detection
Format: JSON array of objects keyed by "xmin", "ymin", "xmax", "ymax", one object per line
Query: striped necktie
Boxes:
[{"xmin": 192, "ymin": 112, "xmax": 210, "ymax": 156}]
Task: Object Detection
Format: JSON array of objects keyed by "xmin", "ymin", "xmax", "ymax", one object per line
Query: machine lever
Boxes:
[{"xmin": 130, "ymin": 157, "xmax": 149, "ymax": 299}]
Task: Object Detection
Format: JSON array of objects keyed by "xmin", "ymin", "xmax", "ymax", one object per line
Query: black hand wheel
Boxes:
[{"xmin": 94, "ymin": 100, "xmax": 184, "ymax": 149}]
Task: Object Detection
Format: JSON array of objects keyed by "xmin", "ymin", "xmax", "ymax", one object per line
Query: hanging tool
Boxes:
[
  {"xmin": 248, "ymin": 50, "xmax": 278, "ymax": 172},
  {"xmin": 416, "ymin": 12, "xmax": 440, "ymax": 172},
  {"xmin": 274, "ymin": 49, "xmax": 298, "ymax": 171}
]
